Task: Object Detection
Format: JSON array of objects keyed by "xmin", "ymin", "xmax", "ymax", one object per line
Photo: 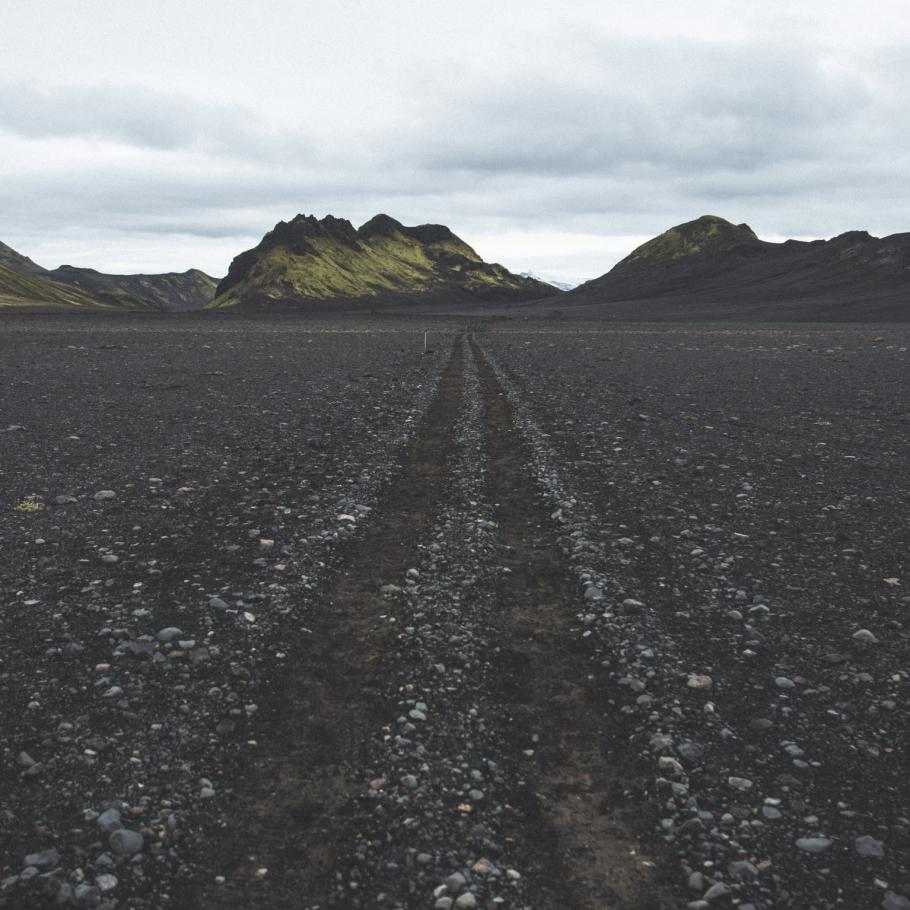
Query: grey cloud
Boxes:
[
  {"xmin": 1, "ymin": 23, "xmax": 909, "ymax": 282},
  {"xmin": 402, "ymin": 38, "xmax": 876, "ymax": 179},
  {"xmin": 0, "ymin": 83, "xmax": 316, "ymax": 161}
]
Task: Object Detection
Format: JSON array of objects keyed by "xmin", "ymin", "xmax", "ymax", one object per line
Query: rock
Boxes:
[
  {"xmin": 687, "ymin": 674, "xmax": 713, "ymax": 690},
  {"xmin": 444, "ymin": 872, "xmax": 466, "ymax": 893},
  {"xmin": 775, "ymin": 676, "xmax": 796, "ymax": 689},
  {"xmin": 23, "ymin": 848, "xmax": 60, "ymax": 869},
  {"xmin": 727, "ymin": 776, "xmax": 753, "ymax": 791},
  {"xmin": 728, "ymin": 860, "xmax": 759, "ymax": 881},
  {"xmin": 455, "ymin": 895, "xmax": 477, "ymax": 909},
  {"xmin": 156, "ymin": 627, "xmax": 184, "ymax": 643},
  {"xmin": 883, "ymin": 893, "xmax": 910, "ymax": 910},
  {"xmin": 796, "ymin": 837, "xmax": 832, "ymax": 853},
  {"xmin": 855, "ymin": 835, "xmax": 885, "ymax": 858},
  {"xmin": 704, "ymin": 882, "xmax": 731, "ymax": 901},
  {"xmin": 108, "ymin": 828, "xmax": 144, "ymax": 855},
  {"xmin": 852, "ymin": 629, "xmax": 878, "ymax": 643},
  {"xmin": 93, "ymin": 490, "xmax": 116, "ymax": 501},
  {"xmin": 97, "ymin": 808, "xmax": 122, "ymax": 833},
  {"xmin": 95, "ymin": 874, "xmax": 118, "ymax": 893}
]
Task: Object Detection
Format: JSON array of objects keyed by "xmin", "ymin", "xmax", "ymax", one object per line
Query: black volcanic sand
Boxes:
[
  {"xmin": 0, "ymin": 315, "xmax": 908, "ymax": 910},
  {"xmin": 483, "ymin": 323, "xmax": 910, "ymax": 910}
]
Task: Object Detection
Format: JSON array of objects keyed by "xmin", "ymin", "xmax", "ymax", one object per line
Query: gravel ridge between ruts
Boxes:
[{"xmin": 316, "ymin": 339, "xmax": 540, "ymax": 908}]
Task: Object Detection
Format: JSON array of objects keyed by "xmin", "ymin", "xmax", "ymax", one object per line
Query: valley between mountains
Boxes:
[{"xmin": 1, "ymin": 316, "xmax": 908, "ymax": 910}]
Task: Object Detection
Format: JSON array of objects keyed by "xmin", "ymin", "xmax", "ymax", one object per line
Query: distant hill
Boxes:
[
  {"xmin": 0, "ymin": 240, "xmax": 47, "ymax": 277},
  {"xmin": 0, "ymin": 240, "xmax": 218, "ymax": 311},
  {"xmin": 0, "ymin": 261, "xmax": 123, "ymax": 310},
  {"xmin": 553, "ymin": 215, "xmax": 910, "ymax": 321},
  {"xmin": 210, "ymin": 214, "xmax": 555, "ymax": 308},
  {"xmin": 49, "ymin": 265, "xmax": 218, "ymax": 312}
]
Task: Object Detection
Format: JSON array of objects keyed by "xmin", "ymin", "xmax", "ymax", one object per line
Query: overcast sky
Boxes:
[{"xmin": 2, "ymin": 0, "xmax": 909, "ymax": 285}]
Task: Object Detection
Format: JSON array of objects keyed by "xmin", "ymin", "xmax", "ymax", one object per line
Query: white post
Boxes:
[{"xmin": 423, "ymin": 330, "xmax": 428, "ymax": 353}]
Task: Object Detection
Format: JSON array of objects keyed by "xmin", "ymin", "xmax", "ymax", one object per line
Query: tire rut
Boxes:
[
  {"xmin": 473, "ymin": 339, "xmax": 682, "ymax": 910},
  {"xmin": 187, "ymin": 338, "xmax": 465, "ymax": 909}
]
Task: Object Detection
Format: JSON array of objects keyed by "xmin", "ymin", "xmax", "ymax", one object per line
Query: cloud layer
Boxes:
[{"xmin": 1, "ymin": 1, "xmax": 908, "ymax": 282}]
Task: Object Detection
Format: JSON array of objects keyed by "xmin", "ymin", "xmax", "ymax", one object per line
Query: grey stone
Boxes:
[
  {"xmin": 704, "ymin": 882, "xmax": 731, "ymax": 901},
  {"xmin": 445, "ymin": 872, "xmax": 466, "ymax": 893},
  {"xmin": 97, "ymin": 808, "xmax": 122, "ymax": 833},
  {"xmin": 855, "ymin": 835, "xmax": 885, "ymax": 858},
  {"xmin": 23, "ymin": 849, "xmax": 60, "ymax": 869},
  {"xmin": 796, "ymin": 837, "xmax": 832, "ymax": 853},
  {"xmin": 109, "ymin": 828, "xmax": 144, "ymax": 855},
  {"xmin": 728, "ymin": 860, "xmax": 759, "ymax": 881}
]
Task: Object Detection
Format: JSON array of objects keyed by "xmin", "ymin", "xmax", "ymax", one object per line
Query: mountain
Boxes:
[
  {"xmin": 0, "ymin": 261, "xmax": 122, "ymax": 310},
  {"xmin": 48, "ymin": 265, "xmax": 218, "ymax": 312},
  {"xmin": 555, "ymin": 215, "xmax": 910, "ymax": 321},
  {"xmin": 0, "ymin": 240, "xmax": 218, "ymax": 311},
  {"xmin": 520, "ymin": 271, "xmax": 575, "ymax": 292},
  {"xmin": 210, "ymin": 214, "xmax": 555, "ymax": 308},
  {"xmin": 0, "ymin": 240, "xmax": 47, "ymax": 277}
]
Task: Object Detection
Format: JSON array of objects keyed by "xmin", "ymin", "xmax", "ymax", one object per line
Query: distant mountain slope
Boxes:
[
  {"xmin": 556, "ymin": 215, "xmax": 910, "ymax": 321},
  {"xmin": 49, "ymin": 265, "xmax": 218, "ymax": 312},
  {"xmin": 0, "ymin": 240, "xmax": 47, "ymax": 277},
  {"xmin": 0, "ymin": 261, "xmax": 142, "ymax": 310},
  {"xmin": 0, "ymin": 240, "xmax": 218, "ymax": 311},
  {"xmin": 211, "ymin": 214, "xmax": 555, "ymax": 308}
]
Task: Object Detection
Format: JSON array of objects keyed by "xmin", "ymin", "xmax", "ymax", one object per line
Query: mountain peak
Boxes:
[
  {"xmin": 620, "ymin": 215, "xmax": 760, "ymax": 269},
  {"xmin": 213, "ymin": 212, "xmax": 551, "ymax": 308},
  {"xmin": 358, "ymin": 214, "xmax": 406, "ymax": 237}
]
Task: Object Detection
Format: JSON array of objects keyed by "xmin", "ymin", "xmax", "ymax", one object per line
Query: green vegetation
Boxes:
[
  {"xmin": 624, "ymin": 215, "xmax": 760, "ymax": 266},
  {"xmin": 211, "ymin": 214, "xmax": 552, "ymax": 307},
  {"xmin": 48, "ymin": 266, "xmax": 218, "ymax": 312},
  {"xmin": 0, "ymin": 262, "xmax": 119, "ymax": 309},
  {"xmin": 13, "ymin": 496, "xmax": 44, "ymax": 513}
]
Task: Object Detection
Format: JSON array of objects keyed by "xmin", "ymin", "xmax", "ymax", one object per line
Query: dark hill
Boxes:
[
  {"xmin": 49, "ymin": 265, "xmax": 218, "ymax": 312},
  {"xmin": 210, "ymin": 214, "xmax": 555, "ymax": 308},
  {"xmin": 0, "ymin": 239, "xmax": 218, "ymax": 311},
  {"xmin": 552, "ymin": 215, "xmax": 910, "ymax": 321}
]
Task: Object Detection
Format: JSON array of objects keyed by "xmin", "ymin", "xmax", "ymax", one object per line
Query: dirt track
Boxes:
[{"xmin": 178, "ymin": 336, "xmax": 677, "ymax": 909}]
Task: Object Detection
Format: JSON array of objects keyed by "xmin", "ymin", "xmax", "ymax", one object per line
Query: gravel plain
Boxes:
[
  {"xmin": 483, "ymin": 323, "xmax": 910, "ymax": 910},
  {"xmin": 1, "ymin": 316, "xmax": 908, "ymax": 910}
]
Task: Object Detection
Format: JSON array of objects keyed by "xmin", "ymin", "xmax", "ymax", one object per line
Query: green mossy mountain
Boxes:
[
  {"xmin": 0, "ymin": 240, "xmax": 218, "ymax": 311},
  {"xmin": 556, "ymin": 215, "xmax": 910, "ymax": 320},
  {"xmin": 619, "ymin": 215, "xmax": 761, "ymax": 265},
  {"xmin": 211, "ymin": 214, "xmax": 555, "ymax": 308},
  {"xmin": 0, "ymin": 240, "xmax": 47, "ymax": 277},
  {"xmin": 0, "ymin": 261, "xmax": 123, "ymax": 310},
  {"xmin": 48, "ymin": 265, "xmax": 218, "ymax": 312}
]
